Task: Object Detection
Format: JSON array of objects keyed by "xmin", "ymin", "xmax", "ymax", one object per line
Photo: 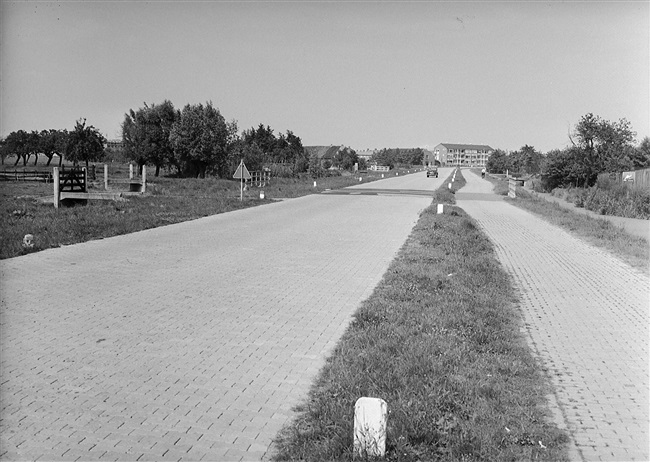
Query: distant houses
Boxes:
[
  {"xmin": 428, "ymin": 143, "xmax": 494, "ymax": 167},
  {"xmin": 303, "ymin": 145, "xmax": 344, "ymax": 165}
]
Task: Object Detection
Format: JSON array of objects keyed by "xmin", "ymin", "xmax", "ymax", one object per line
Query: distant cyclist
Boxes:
[{"xmin": 481, "ymin": 167, "xmax": 486, "ymax": 178}]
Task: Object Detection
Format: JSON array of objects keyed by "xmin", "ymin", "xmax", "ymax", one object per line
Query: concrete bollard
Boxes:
[
  {"xmin": 354, "ymin": 397, "xmax": 387, "ymax": 458},
  {"xmin": 381, "ymin": 174, "xmax": 384, "ymax": 178},
  {"xmin": 437, "ymin": 204, "xmax": 444, "ymax": 214},
  {"xmin": 142, "ymin": 166, "xmax": 147, "ymax": 193},
  {"xmin": 260, "ymin": 190, "xmax": 265, "ymax": 199},
  {"xmin": 129, "ymin": 164, "xmax": 134, "ymax": 180},
  {"xmin": 53, "ymin": 167, "xmax": 60, "ymax": 209},
  {"xmin": 359, "ymin": 177, "xmax": 362, "ymax": 182},
  {"xmin": 448, "ymin": 183, "xmax": 452, "ymax": 190},
  {"xmin": 104, "ymin": 164, "xmax": 109, "ymax": 190},
  {"xmin": 314, "ymin": 181, "xmax": 317, "ymax": 188}
]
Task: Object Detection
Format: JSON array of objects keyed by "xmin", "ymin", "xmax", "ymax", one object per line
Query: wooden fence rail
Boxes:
[
  {"xmin": 0, "ymin": 165, "xmax": 96, "ymax": 182},
  {"xmin": 0, "ymin": 169, "xmax": 54, "ymax": 182}
]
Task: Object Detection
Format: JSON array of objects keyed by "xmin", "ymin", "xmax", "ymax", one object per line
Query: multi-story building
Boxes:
[{"xmin": 430, "ymin": 143, "xmax": 494, "ymax": 167}]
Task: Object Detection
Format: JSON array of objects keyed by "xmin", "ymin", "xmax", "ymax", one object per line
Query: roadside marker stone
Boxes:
[
  {"xmin": 437, "ymin": 204, "xmax": 444, "ymax": 214},
  {"xmin": 354, "ymin": 397, "xmax": 387, "ymax": 458}
]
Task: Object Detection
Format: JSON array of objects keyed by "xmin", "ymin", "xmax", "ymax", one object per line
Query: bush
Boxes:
[{"xmin": 551, "ymin": 183, "xmax": 650, "ymax": 219}]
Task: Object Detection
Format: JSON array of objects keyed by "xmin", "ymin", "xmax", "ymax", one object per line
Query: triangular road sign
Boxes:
[{"xmin": 233, "ymin": 161, "xmax": 252, "ymax": 180}]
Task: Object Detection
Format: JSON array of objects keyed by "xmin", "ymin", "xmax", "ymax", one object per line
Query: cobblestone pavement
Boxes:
[
  {"xmin": 0, "ymin": 191, "xmax": 433, "ymax": 462},
  {"xmin": 457, "ymin": 170, "xmax": 649, "ymax": 461}
]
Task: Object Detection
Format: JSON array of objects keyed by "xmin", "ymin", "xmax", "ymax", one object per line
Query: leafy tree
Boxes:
[
  {"xmin": 39, "ymin": 129, "xmax": 68, "ymax": 166},
  {"xmin": 169, "ymin": 102, "xmax": 234, "ymax": 178},
  {"xmin": 507, "ymin": 145, "xmax": 543, "ymax": 175},
  {"xmin": 229, "ymin": 140, "xmax": 266, "ymax": 172},
  {"xmin": 122, "ymin": 100, "xmax": 179, "ymax": 176},
  {"xmin": 569, "ymin": 113, "xmax": 636, "ymax": 186},
  {"xmin": 64, "ymin": 119, "xmax": 106, "ymax": 168},
  {"xmin": 632, "ymin": 137, "xmax": 650, "ymax": 169},
  {"xmin": 333, "ymin": 147, "xmax": 359, "ymax": 171},
  {"xmin": 2, "ymin": 130, "xmax": 38, "ymax": 166},
  {"xmin": 486, "ymin": 149, "xmax": 509, "ymax": 174},
  {"xmin": 308, "ymin": 151, "xmax": 322, "ymax": 178}
]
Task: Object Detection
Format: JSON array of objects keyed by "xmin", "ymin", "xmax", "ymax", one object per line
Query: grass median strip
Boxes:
[{"xmin": 272, "ymin": 172, "xmax": 568, "ymax": 461}]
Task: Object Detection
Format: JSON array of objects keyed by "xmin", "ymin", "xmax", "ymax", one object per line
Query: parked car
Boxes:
[{"xmin": 426, "ymin": 166, "xmax": 439, "ymax": 178}]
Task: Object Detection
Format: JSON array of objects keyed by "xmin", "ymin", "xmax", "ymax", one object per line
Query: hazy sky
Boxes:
[{"xmin": 1, "ymin": 1, "xmax": 648, "ymax": 153}]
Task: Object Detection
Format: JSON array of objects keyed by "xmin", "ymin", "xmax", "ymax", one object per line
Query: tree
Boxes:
[
  {"xmin": 631, "ymin": 137, "xmax": 650, "ymax": 169},
  {"xmin": 507, "ymin": 145, "xmax": 543, "ymax": 175},
  {"xmin": 2, "ymin": 130, "xmax": 38, "ymax": 166},
  {"xmin": 333, "ymin": 147, "xmax": 359, "ymax": 171},
  {"xmin": 65, "ymin": 119, "xmax": 106, "ymax": 168},
  {"xmin": 39, "ymin": 129, "xmax": 68, "ymax": 166},
  {"xmin": 169, "ymin": 102, "xmax": 234, "ymax": 178},
  {"xmin": 122, "ymin": 100, "xmax": 179, "ymax": 176},
  {"xmin": 486, "ymin": 149, "xmax": 509, "ymax": 174},
  {"xmin": 569, "ymin": 113, "xmax": 636, "ymax": 186}
]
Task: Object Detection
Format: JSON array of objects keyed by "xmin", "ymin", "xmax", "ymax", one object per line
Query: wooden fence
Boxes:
[
  {"xmin": 0, "ymin": 169, "xmax": 53, "ymax": 182},
  {"xmin": 247, "ymin": 170, "xmax": 271, "ymax": 187},
  {"xmin": 620, "ymin": 168, "xmax": 650, "ymax": 188},
  {"xmin": 0, "ymin": 165, "xmax": 96, "ymax": 182}
]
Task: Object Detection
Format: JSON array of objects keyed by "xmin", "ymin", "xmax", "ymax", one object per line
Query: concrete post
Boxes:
[
  {"xmin": 354, "ymin": 397, "xmax": 387, "ymax": 458},
  {"xmin": 129, "ymin": 164, "xmax": 134, "ymax": 180},
  {"xmin": 53, "ymin": 167, "xmax": 60, "ymax": 209},
  {"xmin": 104, "ymin": 164, "xmax": 109, "ymax": 190},
  {"xmin": 142, "ymin": 166, "xmax": 147, "ymax": 193}
]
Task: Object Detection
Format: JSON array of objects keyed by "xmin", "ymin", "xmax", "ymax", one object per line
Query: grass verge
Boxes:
[
  {"xmin": 0, "ymin": 168, "xmax": 422, "ymax": 260},
  {"xmin": 272, "ymin": 179, "xmax": 568, "ymax": 461},
  {"xmin": 481, "ymin": 171, "xmax": 649, "ymax": 275}
]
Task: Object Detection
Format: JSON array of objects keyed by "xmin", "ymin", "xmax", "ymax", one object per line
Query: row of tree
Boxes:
[
  {"xmin": 486, "ymin": 114, "xmax": 650, "ymax": 189},
  {"xmin": 371, "ymin": 148, "xmax": 425, "ymax": 169},
  {"xmin": 121, "ymin": 100, "xmax": 310, "ymax": 178},
  {"xmin": 0, "ymin": 100, "xmax": 310, "ymax": 178},
  {"xmin": 0, "ymin": 119, "xmax": 106, "ymax": 168}
]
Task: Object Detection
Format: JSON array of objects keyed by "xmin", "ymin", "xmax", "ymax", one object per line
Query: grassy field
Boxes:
[
  {"xmin": 481, "ymin": 171, "xmax": 649, "ymax": 274},
  {"xmin": 0, "ymin": 165, "xmax": 423, "ymax": 260},
  {"xmin": 272, "ymin": 170, "xmax": 569, "ymax": 461}
]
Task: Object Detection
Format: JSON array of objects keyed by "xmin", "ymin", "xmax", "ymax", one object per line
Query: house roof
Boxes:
[
  {"xmin": 437, "ymin": 143, "xmax": 494, "ymax": 151},
  {"xmin": 304, "ymin": 146, "xmax": 342, "ymax": 160}
]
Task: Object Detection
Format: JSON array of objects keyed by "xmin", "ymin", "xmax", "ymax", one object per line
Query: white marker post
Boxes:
[
  {"xmin": 53, "ymin": 167, "xmax": 60, "ymax": 209},
  {"xmin": 354, "ymin": 397, "xmax": 387, "ymax": 458},
  {"xmin": 437, "ymin": 204, "xmax": 444, "ymax": 214}
]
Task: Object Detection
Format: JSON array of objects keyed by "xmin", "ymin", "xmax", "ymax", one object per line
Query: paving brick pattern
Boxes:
[
  {"xmin": 0, "ymin": 192, "xmax": 432, "ymax": 462},
  {"xmin": 457, "ymin": 171, "xmax": 649, "ymax": 461}
]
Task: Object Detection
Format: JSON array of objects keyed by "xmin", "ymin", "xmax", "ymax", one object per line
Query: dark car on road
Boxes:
[{"xmin": 426, "ymin": 166, "xmax": 439, "ymax": 178}]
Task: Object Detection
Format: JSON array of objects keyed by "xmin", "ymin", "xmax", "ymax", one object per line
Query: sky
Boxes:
[{"xmin": 1, "ymin": 1, "xmax": 648, "ymax": 153}]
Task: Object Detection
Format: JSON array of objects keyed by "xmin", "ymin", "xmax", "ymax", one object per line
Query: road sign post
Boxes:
[{"xmin": 233, "ymin": 159, "xmax": 252, "ymax": 201}]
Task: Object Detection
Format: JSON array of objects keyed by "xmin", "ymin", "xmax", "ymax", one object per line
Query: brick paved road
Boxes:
[
  {"xmin": 457, "ymin": 170, "xmax": 649, "ymax": 461},
  {"xmin": 0, "ymin": 191, "xmax": 433, "ymax": 461}
]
